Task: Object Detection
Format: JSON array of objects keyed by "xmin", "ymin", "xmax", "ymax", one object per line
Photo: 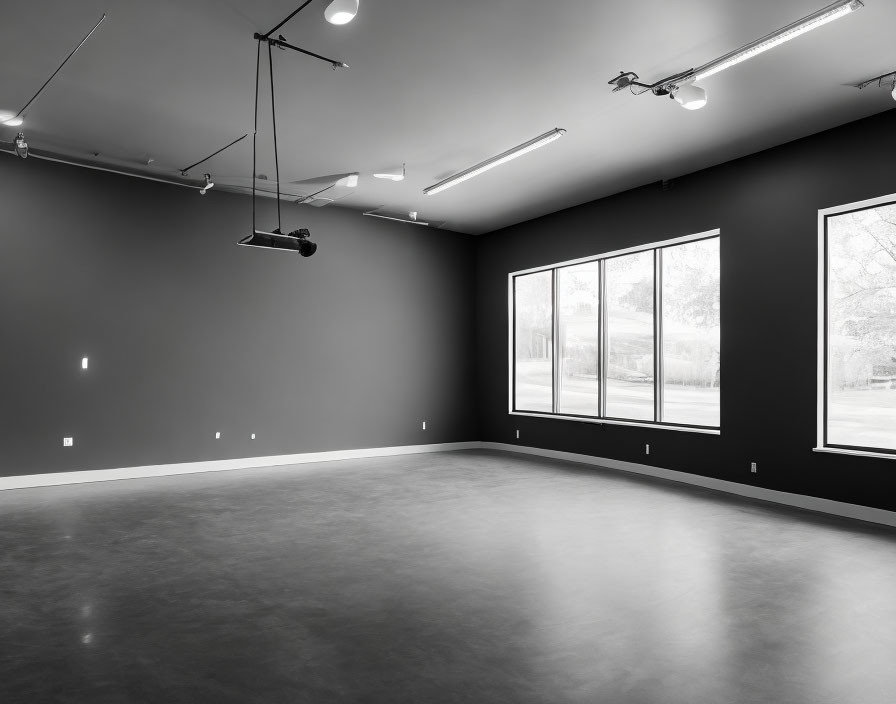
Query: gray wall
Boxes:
[
  {"xmin": 475, "ymin": 108, "xmax": 896, "ymax": 514},
  {"xmin": 0, "ymin": 155, "xmax": 477, "ymax": 476}
]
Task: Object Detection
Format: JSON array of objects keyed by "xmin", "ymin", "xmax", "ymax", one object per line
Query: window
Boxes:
[
  {"xmin": 605, "ymin": 251, "xmax": 655, "ymax": 420},
  {"xmin": 514, "ymin": 270, "xmax": 553, "ymax": 412},
  {"xmin": 557, "ymin": 263, "xmax": 600, "ymax": 416},
  {"xmin": 821, "ymin": 196, "xmax": 896, "ymax": 455},
  {"xmin": 510, "ymin": 232, "xmax": 720, "ymax": 431},
  {"xmin": 662, "ymin": 238, "xmax": 721, "ymax": 426}
]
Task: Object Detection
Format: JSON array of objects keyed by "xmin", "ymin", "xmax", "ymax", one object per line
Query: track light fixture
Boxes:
[
  {"xmin": 362, "ymin": 208, "xmax": 439, "ymax": 227},
  {"xmin": 608, "ymin": 0, "xmax": 863, "ymax": 109},
  {"xmin": 14, "ymin": 133, "xmax": 28, "ymax": 159},
  {"xmin": 423, "ymin": 128, "xmax": 566, "ymax": 196},
  {"xmin": 199, "ymin": 174, "xmax": 214, "ymax": 194},
  {"xmin": 243, "ymin": 3, "xmax": 352, "ymax": 255},
  {"xmin": 671, "ymin": 83, "xmax": 707, "ymax": 110}
]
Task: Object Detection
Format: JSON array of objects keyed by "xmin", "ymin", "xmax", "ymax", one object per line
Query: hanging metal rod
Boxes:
[
  {"xmin": 9, "ymin": 13, "xmax": 107, "ymax": 122},
  {"xmin": 260, "ymin": 0, "xmax": 316, "ymax": 39},
  {"xmin": 179, "ymin": 133, "xmax": 248, "ymax": 175},
  {"xmin": 252, "ymin": 33, "xmax": 347, "ymax": 69}
]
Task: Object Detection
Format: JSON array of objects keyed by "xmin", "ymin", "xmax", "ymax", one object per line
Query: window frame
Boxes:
[
  {"xmin": 816, "ymin": 193, "xmax": 896, "ymax": 459},
  {"xmin": 508, "ymin": 229, "xmax": 721, "ymax": 435}
]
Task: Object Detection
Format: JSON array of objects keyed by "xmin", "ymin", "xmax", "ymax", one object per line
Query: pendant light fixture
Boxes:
[
  {"xmin": 608, "ymin": 0, "xmax": 863, "ymax": 110},
  {"xmin": 240, "ymin": 2, "xmax": 354, "ymax": 255}
]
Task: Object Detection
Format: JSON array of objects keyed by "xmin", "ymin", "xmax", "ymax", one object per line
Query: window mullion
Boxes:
[
  {"xmin": 552, "ymin": 268, "xmax": 560, "ymax": 414},
  {"xmin": 655, "ymin": 249, "xmax": 664, "ymax": 423},
  {"xmin": 599, "ymin": 259, "xmax": 608, "ymax": 418}
]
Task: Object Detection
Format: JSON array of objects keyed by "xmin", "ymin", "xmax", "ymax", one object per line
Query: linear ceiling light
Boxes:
[
  {"xmin": 607, "ymin": 0, "xmax": 863, "ymax": 109},
  {"xmin": 423, "ymin": 128, "xmax": 566, "ymax": 196},
  {"xmin": 363, "ymin": 209, "xmax": 430, "ymax": 226},
  {"xmin": 693, "ymin": 0, "xmax": 863, "ymax": 82}
]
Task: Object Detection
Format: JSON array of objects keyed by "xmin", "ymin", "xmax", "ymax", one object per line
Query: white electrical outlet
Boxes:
[
  {"xmin": 751, "ymin": 462, "xmax": 757, "ymax": 473},
  {"xmin": 81, "ymin": 357, "xmax": 89, "ymax": 370},
  {"xmin": 516, "ymin": 429, "xmax": 520, "ymax": 439},
  {"xmin": 251, "ymin": 433, "xmax": 256, "ymax": 440},
  {"xmin": 63, "ymin": 437, "xmax": 73, "ymax": 447},
  {"xmin": 422, "ymin": 421, "xmax": 426, "ymax": 430},
  {"xmin": 646, "ymin": 444, "xmax": 650, "ymax": 455},
  {"xmin": 215, "ymin": 432, "xmax": 221, "ymax": 439}
]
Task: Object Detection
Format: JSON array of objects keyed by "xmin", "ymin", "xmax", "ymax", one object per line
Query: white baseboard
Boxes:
[
  {"xmin": 482, "ymin": 442, "xmax": 896, "ymax": 529},
  {"xmin": 0, "ymin": 442, "xmax": 481, "ymax": 491},
  {"xmin": 4, "ymin": 440, "xmax": 894, "ymax": 530}
]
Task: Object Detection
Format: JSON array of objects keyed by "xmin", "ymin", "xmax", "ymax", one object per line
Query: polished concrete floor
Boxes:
[{"xmin": 2, "ymin": 450, "xmax": 896, "ymax": 703}]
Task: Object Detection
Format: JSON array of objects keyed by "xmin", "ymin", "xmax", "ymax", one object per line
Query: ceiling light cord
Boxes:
[
  {"xmin": 179, "ymin": 134, "xmax": 247, "ymax": 176},
  {"xmin": 268, "ymin": 41, "xmax": 282, "ymax": 233},
  {"xmin": 3, "ymin": 13, "xmax": 106, "ymax": 126},
  {"xmin": 252, "ymin": 39, "xmax": 261, "ymax": 234},
  {"xmin": 260, "ymin": 0, "xmax": 316, "ymax": 39}
]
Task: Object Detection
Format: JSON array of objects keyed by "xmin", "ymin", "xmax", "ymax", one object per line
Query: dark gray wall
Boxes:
[
  {"xmin": 475, "ymin": 108, "xmax": 896, "ymax": 514},
  {"xmin": 0, "ymin": 155, "xmax": 477, "ymax": 476}
]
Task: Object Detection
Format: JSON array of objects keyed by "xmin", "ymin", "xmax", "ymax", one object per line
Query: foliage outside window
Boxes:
[
  {"xmin": 823, "ymin": 199, "xmax": 896, "ymax": 454},
  {"xmin": 511, "ymin": 234, "xmax": 720, "ymax": 430}
]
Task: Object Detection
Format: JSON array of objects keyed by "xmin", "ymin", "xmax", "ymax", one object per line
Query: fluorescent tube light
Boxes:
[
  {"xmin": 424, "ymin": 128, "xmax": 566, "ymax": 196},
  {"xmin": 363, "ymin": 209, "xmax": 430, "ymax": 226},
  {"xmin": 693, "ymin": 0, "xmax": 863, "ymax": 82}
]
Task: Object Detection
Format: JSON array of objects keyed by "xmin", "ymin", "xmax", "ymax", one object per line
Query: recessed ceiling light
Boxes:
[{"xmin": 324, "ymin": 0, "xmax": 359, "ymax": 25}]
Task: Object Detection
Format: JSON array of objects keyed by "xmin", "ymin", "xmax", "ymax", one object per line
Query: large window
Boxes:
[
  {"xmin": 510, "ymin": 232, "xmax": 720, "ymax": 431},
  {"xmin": 821, "ymin": 196, "xmax": 896, "ymax": 455}
]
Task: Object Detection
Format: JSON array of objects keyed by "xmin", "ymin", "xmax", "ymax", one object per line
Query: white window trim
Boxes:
[
  {"xmin": 817, "ymin": 192, "xmax": 896, "ymax": 457},
  {"xmin": 508, "ymin": 229, "xmax": 720, "ymax": 434}
]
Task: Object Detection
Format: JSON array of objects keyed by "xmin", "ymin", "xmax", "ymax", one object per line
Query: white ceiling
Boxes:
[{"xmin": 1, "ymin": 0, "xmax": 894, "ymax": 234}]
